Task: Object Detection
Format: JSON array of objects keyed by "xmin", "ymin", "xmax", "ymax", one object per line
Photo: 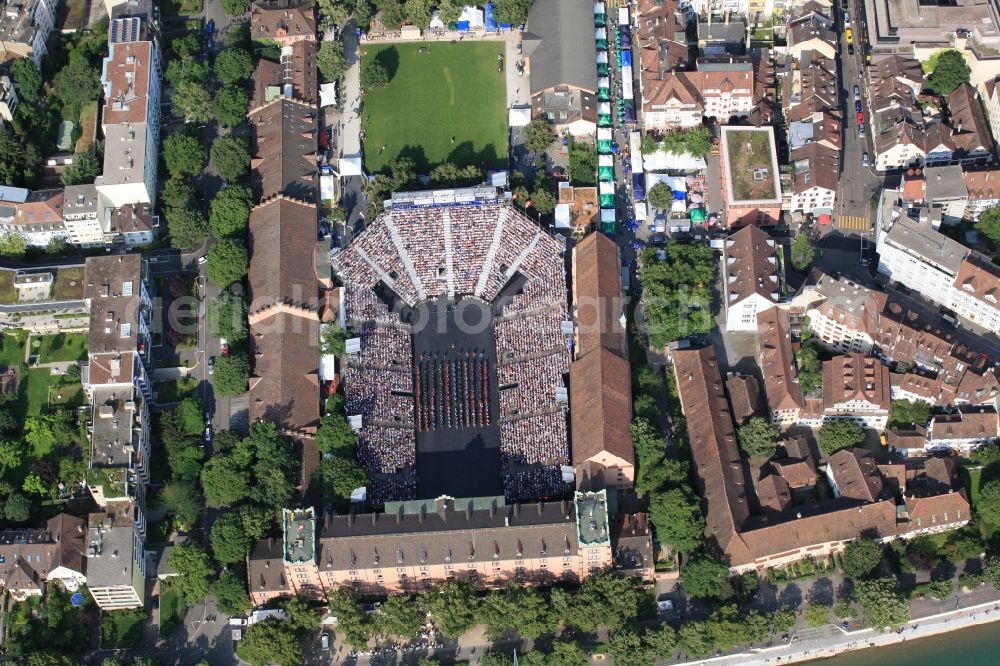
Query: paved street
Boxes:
[{"xmin": 833, "ymin": 0, "xmax": 881, "ymax": 239}]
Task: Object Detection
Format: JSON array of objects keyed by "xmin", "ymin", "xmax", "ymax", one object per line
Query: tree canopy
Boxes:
[
  {"xmin": 926, "ymin": 49, "xmax": 971, "ymax": 96},
  {"xmin": 164, "ymin": 134, "xmax": 206, "ymax": 179},
  {"xmin": 737, "ymin": 417, "xmax": 780, "ymax": 457},
  {"xmin": 818, "ymin": 419, "xmax": 865, "ymax": 456},
  {"xmin": 975, "ymin": 205, "xmax": 1000, "ymax": 245},
  {"xmin": 648, "ymin": 486, "xmax": 705, "ymax": 554},
  {"xmin": 524, "ymin": 119, "xmax": 555, "ymax": 154},
  {"xmin": 791, "ymin": 234, "xmax": 814, "ymax": 272},
  {"xmin": 361, "ymin": 60, "xmax": 390, "ymax": 89},
  {"xmin": 207, "ymin": 238, "xmax": 249, "ymax": 287},
  {"xmin": 159, "ymin": 480, "xmax": 202, "ymax": 528},
  {"xmin": 172, "ymin": 80, "xmax": 214, "ymax": 123},
  {"xmin": 318, "ymin": 40, "xmax": 349, "ymax": 82},
  {"xmin": 238, "ymin": 618, "xmax": 303, "ymax": 666},
  {"xmin": 637, "ymin": 243, "xmax": 715, "ymax": 346},
  {"xmin": 889, "ymin": 399, "xmax": 932, "ymax": 429},
  {"xmin": 842, "ymin": 537, "xmax": 883, "ymax": 579},
  {"xmin": 681, "ymin": 555, "xmax": 733, "ymax": 600},
  {"xmin": 213, "ymin": 353, "xmax": 250, "ymax": 397},
  {"xmin": 213, "ymin": 86, "xmax": 250, "ymax": 128},
  {"xmin": 168, "ymin": 542, "xmax": 214, "ymax": 604},
  {"xmin": 208, "ymin": 289, "xmax": 249, "ymax": 343},
  {"xmin": 420, "ymin": 580, "xmax": 478, "ymax": 638},
  {"xmin": 10, "ymin": 58, "xmax": 42, "ymax": 103},
  {"xmin": 647, "ymin": 182, "xmax": 673, "ymax": 210},
  {"xmin": 215, "ymin": 48, "xmax": 254, "ymax": 84},
  {"xmin": 977, "ymin": 480, "xmax": 1000, "ymax": 527},
  {"xmin": 856, "ymin": 576, "xmax": 909, "ymax": 631},
  {"xmin": 210, "ymin": 184, "xmax": 253, "ymax": 237},
  {"xmin": 164, "ymin": 204, "xmax": 209, "ymax": 250},
  {"xmin": 211, "ymin": 135, "xmax": 251, "ymax": 182}
]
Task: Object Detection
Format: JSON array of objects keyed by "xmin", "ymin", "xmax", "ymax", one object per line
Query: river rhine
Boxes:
[{"xmin": 805, "ymin": 621, "xmax": 1000, "ymax": 665}]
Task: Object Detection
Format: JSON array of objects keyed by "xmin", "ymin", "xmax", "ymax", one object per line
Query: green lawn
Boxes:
[
  {"xmin": 159, "ymin": 585, "xmax": 184, "ymax": 636},
  {"xmin": 32, "ymin": 333, "xmax": 88, "ymax": 363},
  {"xmin": 0, "ymin": 271, "xmax": 15, "ymax": 304},
  {"xmin": 155, "ymin": 378, "xmax": 199, "ymax": 403},
  {"xmin": 52, "ymin": 267, "xmax": 86, "ymax": 301},
  {"xmin": 101, "ymin": 608, "xmax": 146, "ymax": 648},
  {"xmin": 17, "ymin": 368, "xmax": 85, "ymax": 417},
  {"xmin": 0, "ymin": 334, "xmax": 26, "ymax": 367},
  {"xmin": 361, "ymin": 42, "xmax": 508, "ymax": 174},
  {"xmin": 960, "ymin": 466, "xmax": 983, "ymax": 511}
]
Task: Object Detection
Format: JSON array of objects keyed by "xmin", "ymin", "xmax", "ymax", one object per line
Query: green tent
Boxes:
[
  {"xmin": 598, "ymin": 87, "xmax": 611, "ymax": 101},
  {"xmin": 595, "ymin": 16, "xmax": 606, "ymax": 27},
  {"xmin": 598, "ymin": 166, "xmax": 615, "ymax": 180},
  {"xmin": 600, "ymin": 194, "xmax": 615, "ymax": 207},
  {"xmin": 597, "ymin": 63, "xmax": 609, "ymax": 76},
  {"xmin": 597, "ymin": 139, "xmax": 613, "ymax": 154},
  {"xmin": 596, "ymin": 39, "xmax": 608, "ymax": 50},
  {"xmin": 598, "ymin": 115, "xmax": 612, "ymax": 127},
  {"xmin": 690, "ymin": 209, "xmax": 705, "ymax": 224}
]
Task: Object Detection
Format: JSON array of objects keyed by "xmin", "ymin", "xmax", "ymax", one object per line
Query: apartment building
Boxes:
[
  {"xmin": 963, "ymin": 167, "xmax": 1000, "ymax": 220},
  {"xmin": 782, "ymin": 50, "xmax": 837, "ymax": 123},
  {"xmin": 86, "ymin": 501, "xmax": 144, "ymax": 609},
  {"xmin": 570, "ymin": 232, "xmax": 634, "ymax": 491},
  {"xmin": 722, "ymin": 225, "xmax": 780, "ymax": 331},
  {"xmin": 927, "ymin": 408, "xmax": 1000, "ymax": 454},
  {"xmin": 0, "ymin": 0, "xmax": 59, "ymax": 66},
  {"xmin": 80, "ymin": 254, "xmax": 154, "ymax": 608},
  {"xmin": 94, "ymin": 22, "xmax": 162, "ymax": 216},
  {"xmin": 795, "ymin": 272, "xmax": 883, "ymax": 354},
  {"xmin": 691, "ymin": 58, "xmax": 755, "ymax": 121},
  {"xmin": 923, "ymin": 166, "xmax": 969, "ymax": 224},
  {"xmin": 807, "ymin": 354, "xmax": 891, "ymax": 430},
  {"xmin": 0, "ymin": 73, "xmax": 18, "ymax": 121},
  {"xmin": 756, "ymin": 307, "xmax": 805, "ymax": 426},
  {"xmin": 0, "ymin": 188, "xmax": 66, "ymax": 247},
  {"xmin": 251, "ymin": 0, "xmax": 317, "ymax": 47},
  {"xmin": 876, "ymin": 192, "xmax": 1000, "ymax": 331},
  {"xmin": 0, "ymin": 514, "xmax": 86, "ymax": 601},
  {"xmin": 789, "ymin": 142, "xmax": 838, "ymax": 217},
  {"xmin": 639, "ymin": 72, "xmax": 703, "ymax": 131},
  {"xmin": 785, "ymin": 10, "xmax": 836, "ymax": 60},
  {"xmin": 248, "ymin": 495, "xmax": 627, "ymax": 604},
  {"xmin": 62, "ymin": 184, "xmax": 105, "ymax": 246},
  {"xmin": 673, "ymin": 344, "xmax": 972, "ymax": 574},
  {"xmin": 718, "ymin": 125, "xmax": 783, "ymax": 227}
]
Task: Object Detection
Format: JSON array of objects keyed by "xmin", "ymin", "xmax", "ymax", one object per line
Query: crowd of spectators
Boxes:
[{"xmin": 334, "ymin": 202, "xmax": 572, "ymax": 505}]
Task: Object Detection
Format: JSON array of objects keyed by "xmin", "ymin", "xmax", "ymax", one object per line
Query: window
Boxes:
[{"xmin": 120, "ymin": 323, "xmax": 132, "ymax": 337}]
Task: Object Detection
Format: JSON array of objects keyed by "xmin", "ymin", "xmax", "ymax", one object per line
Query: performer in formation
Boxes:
[{"xmin": 415, "ymin": 350, "xmax": 491, "ymax": 431}]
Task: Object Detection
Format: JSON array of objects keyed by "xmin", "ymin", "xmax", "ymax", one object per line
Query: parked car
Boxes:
[
  {"xmin": 861, "ymin": 152, "xmax": 869, "ymax": 167},
  {"xmin": 844, "ymin": 11, "xmax": 850, "ymax": 23},
  {"xmin": 856, "ymin": 111, "xmax": 864, "ymax": 123},
  {"xmin": 853, "ymin": 84, "xmax": 861, "ymax": 99},
  {"xmin": 204, "ymin": 425, "xmax": 213, "ymax": 443},
  {"xmin": 207, "ymin": 356, "xmax": 215, "ymax": 375},
  {"xmin": 204, "ymin": 411, "xmax": 212, "ymax": 425},
  {"xmin": 858, "ymin": 123, "xmax": 865, "ymax": 138},
  {"xmin": 855, "ymin": 100, "xmax": 862, "ymax": 113},
  {"xmin": 220, "ymin": 338, "xmax": 230, "ymax": 356},
  {"xmin": 848, "ymin": 43, "xmax": 855, "ymax": 55},
  {"xmin": 321, "ymin": 633, "xmax": 331, "ymax": 651}
]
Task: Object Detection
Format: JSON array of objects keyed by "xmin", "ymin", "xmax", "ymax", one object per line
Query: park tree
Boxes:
[
  {"xmin": 479, "ymin": 583, "xmax": 554, "ymax": 640},
  {"xmin": 221, "ymin": 0, "xmax": 251, "ymax": 15},
  {"xmin": 4, "ymin": 493, "xmax": 31, "ymax": 522},
  {"xmin": 637, "ymin": 242, "xmax": 715, "ymax": 346},
  {"xmin": 214, "ymin": 86, "xmax": 250, "ymax": 128},
  {"xmin": 678, "ymin": 621, "xmax": 714, "ymax": 657},
  {"xmin": 856, "ymin": 576, "xmax": 909, "ymax": 631},
  {"xmin": 647, "ymin": 182, "xmax": 673, "ymax": 210},
  {"xmin": 0, "ymin": 439, "xmax": 25, "ymax": 474},
  {"xmin": 842, "ymin": 537, "xmax": 883, "ymax": 579},
  {"xmin": 159, "ymin": 480, "xmax": 202, "ymax": 528},
  {"xmin": 157, "ymin": 410, "xmax": 203, "ymax": 480},
  {"xmin": 926, "ymin": 49, "xmax": 971, "ymax": 96},
  {"xmin": 200, "ymin": 453, "xmax": 252, "ymax": 506},
  {"xmin": 208, "ymin": 289, "xmax": 248, "ymax": 342},
  {"xmin": 326, "ymin": 587, "xmax": 373, "ymax": 647},
  {"xmin": 971, "ymin": 441, "xmax": 1000, "ymax": 467},
  {"xmin": 207, "ymin": 238, "xmax": 249, "ymax": 287},
  {"xmin": 239, "ymin": 618, "xmax": 303, "ymax": 666},
  {"xmin": 772, "ymin": 605, "xmax": 796, "ymax": 633},
  {"xmin": 978, "ymin": 479, "xmax": 1000, "ymax": 526},
  {"xmin": 795, "ymin": 342, "xmax": 823, "ymax": 394},
  {"xmin": 403, "ymin": 0, "xmax": 433, "ymax": 29},
  {"xmin": 791, "ymin": 234, "xmax": 814, "ymax": 272},
  {"xmin": 211, "ymin": 135, "xmax": 251, "ymax": 182},
  {"xmin": 430, "ymin": 162, "xmax": 483, "ymax": 187},
  {"xmin": 166, "ymin": 58, "xmax": 211, "ymax": 88},
  {"xmin": 553, "ymin": 573, "xmax": 640, "ymax": 633},
  {"xmin": 177, "ymin": 398, "xmax": 204, "ymax": 435},
  {"xmin": 215, "ymin": 48, "xmax": 254, "ymax": 84},
  {"xmin": 420, "ymin": 580, "xmax": 478, "ymax": 638},
  {"xmin": 681, "ymin": 554, "xmax": 733, "ymax": 600},
  {"xmin": 172, "ymin": 80, "xmax": 214, "ymax": 123},
  {"xmin": 648, "ymin": 487, "xmax": 705, "ymax": 554},
  {"xmin": 321, "ymin": 323, "xmax": 347, "ymax": 356},
  {"xmin": 315, "ymin": 413, "xmax": 356, "ymax": 453},
  {"xmin": 10, "ymin": 58, "xmax": 42, "ymax": 103},
  {"xmin": 213, "ymin": 570, "xmax": 251, "ymax": 617},
  {"xmin": 165, "ymin": 204, "xmax": 209, "ymax": 249},
  {"xmin": 983, "ymin": 554, "xmax": 1000, "ymax": 588},
  {"xmin": 161, "ymin": 179, "xmax": 196, "ymax": 210},
  {"xmin": 169, "ymin": 542, "xmax": 214, "ymax": 604},
  {"xmin": 889, "ymin": 399, "xmax": 932, "ymax": 429},
  {"xmin": 805, "ymin": 602, "xmax": 830, "ymax": 628},
  {"xmin": 529, "ymin": 188, "xmax": 557, "ymax": 215},
  {"xmin": 171, "ymin": 33, "xmax": 202, "ymax": 60},
  {"xmin": 834, "ymin": 598, "xmax": 858, "ymax": 619},
  {"xmin": 607, "ymin": 629, "xmax": 655, "ymax": 666},
  {"xmin": 210, "ymin": 509, "xmax": 256, "ymax": 565},
  {"xmin": 164, "ymin": 134, "xmax": 205, "ymax": 179},
  {"xmin": 60, "ymin": 151, "xmax": 101, "ymax": 186},
  {"xmin": 976, "ymin": 205, "xmax": 1000, "ymax": 244},
  {"xmin": 524, "ymin": 119, "xmax": 554, "ymax": 153},
  {"xmin": 317, "ymin": 40, "xmax": 348, "ymax": 82},
  {"xmin": 53, "ymin": 54, "xmax": 100, "ymax": 110},
  {"xmin": 568, "ymin": 143, "xmax": 597, "ymax": 186},
  {"xmin": 361, "ymin": 60, "xmax": 390, "ymax": 89},
  {"xmin": 0, "ymin": 231, "xmax": 26, "ymax": 259},
  {"xmin": 210, "ymin": 184, "xmax": 253, "ymax": 237},
  {"xmin": 493, "ymin": 0, "xmax": 532, "ymax": 25},
  {"xmin": 737, "ymin": 416, "xmax": 780, "ymax": 457},
  {"xmin": 281, "ymin": 594, "xmax": 322, "ymax": 636},
  {"xmin": 374, "ymin": 594, "xmax": 422, "ymax": 639},
  {"xmin": 0, "ymin": 131, "xmax": 41, "ymax": 189},
  {"xmin": 315, "ymin": 455, "xmax": 369, "ymax": 503},
  {"xmin": 818, "ymin": 419, "xmax": 865, "ymax": 455},
  {"xmin": 213, "ymin": 353, "xmax": 250, "ymax": 396},
  {"xmin": 436, "ymin": 0, "xmax": 462, "ymax": 24}
]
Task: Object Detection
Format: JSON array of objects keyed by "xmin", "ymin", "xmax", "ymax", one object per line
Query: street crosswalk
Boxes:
[{"xmin": 837, "ymin": 215, "xmax": 870, "ymax": 231}]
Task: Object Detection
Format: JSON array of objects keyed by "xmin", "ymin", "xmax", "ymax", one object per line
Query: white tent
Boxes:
[
  {"xmin": 320, "ymin": 174, "xmax": 336, "ymax": 202},
  {"xmin": 459, "ymin": 6, "xmax": 485, "ymax": 28},
  {"xmin": 643, "ymin": 150, "xmax": 707, "ymax": 172},
  {"xmin": 338, "ymin": 156, "xmax": 364, "ymax": 177},
  {"xmin": 599, "ymin": 181, "xmax": 615, "ymax": 196},
  {"xmin": 597, "ymin": 127, "xmax": 613, "ymax": 141},
  {"xmin": 633, "ymin": 201, "xmax": 648, "ymax": 221},
  {"xmin": 554, "ymin": 203, "xmax": 572, "ymax": 228},
  {"xmin": 595, "ymin": 28, "xmax": 606, "ymax": 40},
  {"xmin": 319, "ymin": 354, "xmax": 337, "ymax": 381},
  {"xmin": 599, "ymin": 154, "xmax": 614, "ymax": 168},
  {"xmin": 621, "ymin": 68, "xmax": 633, "ymax": 100},
  {"xmin": 509, "ymin": 106, "xmax": 532, "ymax": 127},
  {"xmin": 598, "ymin": 102, "xmax": 611, "ymax": 116},
  {"xmin": 618, "ymin": 7, "xmax": 630, "ymax": 25},
  {"xmin": 597, "ymin": 51, "xmax": 609, "ymax": 64},
  {"xmin": 593, "ymin": 3, "xmax": 604, "ymax": 15},
  {"xmin": 598, "ymin": 76, "xmax": 610, "ymax": 89},
  {"xmin": 429, "ymin": 10, "xmax": 445, "ymax": 29},
  {"xmin": 319, "ymin": 82, "xmax": 337, "ymax": 107},
  {"xmin": 629, "ymin": 132, "xmax": 644, "ymax": 172},
  {"xmin": 600, "ymin": 209, "xmax": 616, "ymax": 223}
]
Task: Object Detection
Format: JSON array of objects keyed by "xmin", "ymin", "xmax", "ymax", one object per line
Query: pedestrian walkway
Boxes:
[{"xmin": 837, "ymin": 214, "xmax": 870, "ymax": 232}]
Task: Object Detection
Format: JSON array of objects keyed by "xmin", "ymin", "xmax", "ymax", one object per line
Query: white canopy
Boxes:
[
  {"xmin": 509, "ymin": 106, "xmax": 532, "ymax": 127},
  {"xmin": 633, "ymin": 201, "xmax": 647, "ymax": 221},
  {"xmin": 319, "ymin": 354, "xmax": 337, "ymax": 381},
  {"xmin": 460, "ymin": 6, "xmax": 485, "ymax": 28},
  {"xmin": 593, "ymin": 3, "xmax": 605, "ymax": 15},
  {"xmin": 320, "ymin": 174, "xmax": 336, "ymax": 202},
  {"xmin": 596, "ymin": 28, "xmax": 606, "ymax": 40},
  {"xmin": 629, "ymin": 132, "xmax": 644, "ymax": 172},
  {"xmin": 599, "ymin": 181, "xmax": 615, "ymax": 196},
  {"xmin": 597, "ymin": 127, "xmax": 613, "ymax": 141},
  {"xmin": 598, "ymin": 76, "xmax": 610, "ymax": 89},
  {"xmin": 618, "ymin": 7, "xmax": 629, "ymax": 25},
  {"xmin": 429, "ymin": 10, "xmax": 445, "ymax": 29},
  {"xmin": 600, "ymin": 209, "xmax": 616, "ymax": 223},
  {"xmin": 643, "ymin": 150, "xmax": 707, "ymax": 172},
  {"xmin": 597, "ymin": 51, "xmax": 608, "ymax": 64},
  {"xmin": 319, "ymin": 82, "xmax": 337, "ymax": 108},
  {"xmin": 554, "ymin": 203, "xmax": 572, "ymax": 228},
  {"xmin": 338, "ymin": 156, "xmax": 364, "ymax": 176},
  {"xmin": 598, "ymin": 102, "xmax": 611, "ymax": 115},
  {"xmin": 599, "ymin": 154, "xmax": 614, "ymax": 167}
]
